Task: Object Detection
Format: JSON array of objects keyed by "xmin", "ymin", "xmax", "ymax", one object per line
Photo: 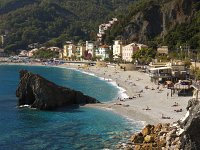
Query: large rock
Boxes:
[
  {"xmin": 142, "ymin": 124, "xmax": 154, "ymax": 136},
  {"xmin": 16, "ymin": 70, "xmax": 99, "ymax": 110},
  {"xmin": 144, "ymin": 135, "xmax": 154, "ymax": 143},
  {"xmin": 179, "ymin": 99, "xmax": 200, "ymax": 149}
]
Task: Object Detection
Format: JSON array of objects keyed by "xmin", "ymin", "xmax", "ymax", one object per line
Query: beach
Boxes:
[
  {"xmin": 1, "ymin": 62, "xmax": 191, "ymax": 125},
  {"xmin": 58, "ymin": 63, "xmax": 191, "ymax": 125}
]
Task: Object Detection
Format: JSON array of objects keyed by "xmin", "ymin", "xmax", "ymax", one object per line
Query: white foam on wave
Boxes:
[
  {"xmin": 124, "ymin": 115, "xmax": 146, "ymax": 126},
  {"xmin": 19, "ymin": 104, "xmax": 30, "ymax": 108},
  {"xmin": 57, "ymin": 66, "xmax": 129, "ymax": 100}
]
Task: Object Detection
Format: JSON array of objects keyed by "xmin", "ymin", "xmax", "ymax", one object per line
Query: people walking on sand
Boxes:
[
  {"xmin": 128, "ymin": 75, "xmax": 131, "ymax": 80},
  {"xmin": 167, "ymin": 92, "xmax": 169, "ymax": 99},
  {"xmin": 161, "ymin": 114, "xmax": 171, "ymax": 119},
  {"xmin": 143, "ymin": 106, "xmax": 151, "ymax": 110},
  {"xmin": 171, "ymin": 102, "xmax": 179, "ymax": 107}
]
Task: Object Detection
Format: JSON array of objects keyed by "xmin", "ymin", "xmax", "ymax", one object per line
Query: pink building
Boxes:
[{"xmin": 122, "ymin": 43, "xmax": 148, "ymax": 62}]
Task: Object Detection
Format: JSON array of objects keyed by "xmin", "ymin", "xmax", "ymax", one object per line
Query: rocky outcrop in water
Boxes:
[{"xmin": 16, "ymin": 70, "xmax": 99, "ymax": 110}]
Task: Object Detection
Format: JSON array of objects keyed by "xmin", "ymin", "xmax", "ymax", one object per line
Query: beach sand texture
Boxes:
[{"xmin": 60, "ymin": 64, "xmax": 191, "ymax": 125}]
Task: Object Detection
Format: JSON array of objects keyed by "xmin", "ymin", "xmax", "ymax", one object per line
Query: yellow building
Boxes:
[{"xmin": 76, "ymin": 45, "xmax": 86, "ymax": 59}]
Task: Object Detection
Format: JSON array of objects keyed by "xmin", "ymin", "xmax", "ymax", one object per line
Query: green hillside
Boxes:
[
  {"xmin": 1, "ymin": 0, "xmax": 199, "ymax": 52},
  {"xmin": 0, "ymin": 0, "xmax": 135, "ymax": 51},
  {"xmin": 104, "ymin": 0, "xmax": 200, "ymax": 49}
]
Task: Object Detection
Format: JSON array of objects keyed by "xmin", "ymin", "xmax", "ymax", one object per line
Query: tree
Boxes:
[
  {"xmin": 132, "ymin": 48, "xmax": 156, "ymax": 65},
  {"xmin": 33, "ymin": 49, "xmax": 59, "ymax": 59}
]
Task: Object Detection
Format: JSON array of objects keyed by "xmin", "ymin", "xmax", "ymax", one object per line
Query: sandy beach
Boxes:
[
  {"xmin": 58, "ymin": 63, "xmax": 192, "ymax": 125},
  {"xmin": 1, "ymin": 62, "xmax": 192, "ymax": 125}
]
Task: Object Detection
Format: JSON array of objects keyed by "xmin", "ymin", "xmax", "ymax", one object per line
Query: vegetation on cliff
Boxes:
[
  {"xmin": 0, "ymin": 0, "xmax": 135, "ymax": 51},
  {"xmin": 1, "ymin": 0, "xmax": 199, "ymax": 52},
  {"xmin": 105, "ymin": 0, "xmax": 200, "ymax": 49}
]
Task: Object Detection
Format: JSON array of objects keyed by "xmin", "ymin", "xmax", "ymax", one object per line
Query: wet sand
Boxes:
[{"xmin": 59, "ymin": 63, "xmax": 191, "ymax": 125}]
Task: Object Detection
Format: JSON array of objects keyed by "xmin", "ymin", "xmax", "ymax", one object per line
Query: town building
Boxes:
[
  {"xmin": 95, "ymin": 44, "xmax": 110, "ymax": 60},
  {"xmin": 148, "ymin": 60, "xmax": 188, "ymax": 84},
  {"xmin": 76, "ymin": 45, "xmax": 86, "ymax": 60},
  {"xmin": 86, "ymin": 41, "xmax": 96, "ymax": 57},
  {"xmin": 47, "ymin": 47, "xmax": 61, "ymax": 52},
  {"xmin": 122, "ymin": 43, "xmax": 139, "ymax": 62},
  {"xmin": 26, "ymin": 48, "xmax": 38, "ymax": 57},
  {"xmin": 157, "ymin": 46, "xmax": 169, "ymax": 55},
  {"xmin": 68, "ymin": 44, "xmax": 76, "ymax": 58},
  {"xmin": 122, "ymin": 43, "xmax": 148, "ymax": 62},
  {"xmin": 59, "ymin": 42, "xmax": 76, "ymax": 59},
  {"xmin": 60, "ymin": 45, "xmax": 69, "ymax": 59},
  {"xmin": 113, "ymin": 40, "xmax": 123, "ymax": 60},
  {"xmin": 19, "ymin": 50, "xmax": 28, "ymax": 56}
]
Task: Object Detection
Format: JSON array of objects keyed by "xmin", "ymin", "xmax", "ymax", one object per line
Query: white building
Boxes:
[
  {"xmin": 113, "ymin": 40, "xmax": 123, "ymax": 60},
  {"xmin": 86, "ymin": 41, "xmax": 95, "ymax": 57},
  {"xmin": 19, "ymin": 50, "xmax": 28, "ymax": 56},
  {"xmin": 157, "ymin": 46, "xmax": 169, "ymax": 55},
  {"xmin": 95, "ymin": 45, "xmax": 110, "ymax": 60},
  {"xmin": 47, "ymin": 47, "xmax": 61, "ymax": 52},
  {"xmin": 28, "ymin": 48, "xmax": 38, "ymax": 57}
]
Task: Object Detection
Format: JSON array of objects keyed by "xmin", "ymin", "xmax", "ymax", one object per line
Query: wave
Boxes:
[
  {"xmin": 57, "ymin": 66, "xmax": 129, "ymax": 100},
  {"xmin": 18, "ymin": 104, "xmax": 30, "ymax": 108}
]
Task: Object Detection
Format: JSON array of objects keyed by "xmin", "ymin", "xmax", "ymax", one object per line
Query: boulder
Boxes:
[
  {"xmin": 158, "ymin": 139, "xmax": 166, "ymax": 147},
  {"xmin": 154, "ymin": 123, "xmax": 162, "ymax": 133},
  {"xmin": 144, "ymin": 135, "xmax": 154, "ymax": 143},
  {"xmin": 180, "ymin": 99, "xmax": 200, "ymax": 149},
  {"xmin": 141, "ymin": 143, "xmax": 153, "ymax": 149},
  {"xmin": 130, "ymin": 132, "xmax": 144, "ymax": 144},
  {"xmin": 134, "ymin": 145, "xmax": 141, "ymax": 150},
  {"xmin": 16, "ymin": 70, "xmax": 100, "ymax": 110},
  {"xmin": 142, "ymin": 124, "xmax": 153, "ymax": 136}
]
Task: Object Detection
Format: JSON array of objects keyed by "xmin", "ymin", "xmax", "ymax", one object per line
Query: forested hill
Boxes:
[
  {"xmin": 104, "ymin": 0, "xmax": 200, "ymax": 49},
  {"xmin": 1, "ymin": 0, "xmax": 200, "ymax": 52},
  {"xmin": 0, "ymin": 0, "xmax": 135, "ymax": 51}
]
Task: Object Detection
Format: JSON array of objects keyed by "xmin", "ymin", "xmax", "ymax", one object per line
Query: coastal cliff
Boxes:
[
  {"xmin": 16, "ymin": 70, "xmax": 99, "ymax": 110},
  {"xmin": 120, "ymin": 0, "xmax": 196, "ymax": 42},
  {"xmin": 120, "ymin": 98, "xmax": 200, "ymax": 149},
  {"xmin": 105, "ymin": 0, "xmax": 200, "ymax": 48}
]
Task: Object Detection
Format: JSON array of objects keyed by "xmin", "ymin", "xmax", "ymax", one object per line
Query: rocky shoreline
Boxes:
[
  {"xmin": 118, "ymin": 98, "xmax": 200, "ymax": 150},
  {"xmin": 118, "ymin": 123, "xmax": 181, "ymax": 149}
]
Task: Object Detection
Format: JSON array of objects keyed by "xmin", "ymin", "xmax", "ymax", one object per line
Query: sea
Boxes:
[{"xmin": 0, "ymin": 65, "xmax": 143, "ymax": 150}]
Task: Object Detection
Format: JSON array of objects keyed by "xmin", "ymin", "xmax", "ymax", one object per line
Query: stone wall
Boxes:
[{"xmin": 119, "ymin": 64, "xmax": 136, "ymax": 71}]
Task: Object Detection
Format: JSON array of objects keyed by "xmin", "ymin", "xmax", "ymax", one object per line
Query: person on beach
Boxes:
[
  {"xmin": 143, "ymin": 106, "xmax": 151, "ymax": 110},
  {"xmin": 161, "ymin": 114, "xmax": 171, "ymax": 119},
  {"xmin": 167, "ymin": 92, "xmax": 169, "ymax": 99},
  {"xmin": 171, "ymin": 102, "xmax": 179, "ymax": 107}
]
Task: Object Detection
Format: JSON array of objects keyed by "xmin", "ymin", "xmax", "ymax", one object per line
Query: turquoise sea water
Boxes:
[{"xmin": 0, "ymin": 65, "xmax": 142, "ymax": 150}]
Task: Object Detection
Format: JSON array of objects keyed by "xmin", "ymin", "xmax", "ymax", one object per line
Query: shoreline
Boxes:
[
  {"xmin": 58, "ymin": 63, "xmax": 191, "ymax": 125},
  {"xmin": 0, "ymin": 62, "xmax": 192, "ymax": 125}
]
